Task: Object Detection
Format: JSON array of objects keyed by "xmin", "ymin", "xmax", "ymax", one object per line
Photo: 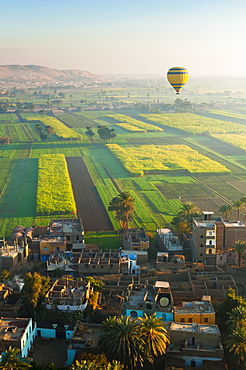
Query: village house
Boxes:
[
  {"xmin": 66, "ymin": 321, "xmax": 101, "ymax": 365},
  {"xmin": 0, "ymin": 239, "xmax": 29, "ymax": 275},
  {"xmin": 0, "ymin": 317, "xmax": 36, "ymax": 358},
  {"xmin": 167, "ymin": 322, "xmax": 224, "ymax": 368},
  {"xmin": 45, "ymin": 278, "xmax": 90, "ymax": 312},
  {"xmin": 174, "ymin": 295, "xmax": 215, "ymax": 325},
  {"xmin": 30, "ymin": 218, "xmax": 84, "ymax": 262},
  {"xmin": 120, "ymin": 228, "xmax": 149, "ymax": 251},
  {"xmin": 192, "ymin": 211, "xmax": 246, "ymax": 265},
  {"xmin": 123, "ymin": 281, "xmax": 174, "ymax": 321}
]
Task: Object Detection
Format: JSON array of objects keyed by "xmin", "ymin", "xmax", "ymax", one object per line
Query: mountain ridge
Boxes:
[{"xmin": 0, "ymin": 65, "xmax": 100, "ymax": 86}]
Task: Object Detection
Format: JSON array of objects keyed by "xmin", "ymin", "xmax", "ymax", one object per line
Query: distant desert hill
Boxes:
[{"xmin": 0, "ymin": 65, "xmax": 100, "ymax": 86}]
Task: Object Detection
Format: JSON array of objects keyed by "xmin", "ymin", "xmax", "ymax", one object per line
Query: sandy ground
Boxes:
[{"xmin": 31, "ymin": 337, "xmax": 69, "ymax": 367}]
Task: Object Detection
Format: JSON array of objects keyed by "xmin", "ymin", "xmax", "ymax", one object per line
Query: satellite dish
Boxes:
[{"xmin": 159, "ymin": 297, "xmax": 169, "ymax": 307}]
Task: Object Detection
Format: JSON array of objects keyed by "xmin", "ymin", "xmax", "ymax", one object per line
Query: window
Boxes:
[
  {"xmin": 101, "ymin": 265, "xmax": 104, "ymax": 268},
  {"xmin": 76, "ymin": 236, "xmax": 79, "ymax": 241},
  {"xmin": 146, "ymin": 303, "xmax": 152, "ymax": 309},
  {"xmin": 188, "ymin": 318, "xmax": 193, "ymax": 323},
  {"xmin": 67, "ymin": 236, "xmax": 70, "ymax": 241},
  {"xmin": 204, "ymin": 318, "xmax": 209, "ymax": 323},
  {"xmin": 180, "ymin": 318, "xmax": 185, "ymax": 322},
  {"xmin": 209, "ymin": 249, "xmax": 212, "ymax": 254},
  {"xmin": 56, "ymin": 247, "xmax": 60, "ymax": 251},
  {"xmin": 200, "ymin": 253, "xmax": 203, "ymax": 256},
  {"xmin": 220, "ymin": 256, "xmax": 223, "ymax": 260},
  {"xmin": 130, "ymin": 311, "xmax": 138, "ymax": 318},
  {"xmin": 200, "ymin": 235, "xmax": 204, "ymax": 238},
  {"xmin": 209, "ymin": 231, "xmax": 213, "ymax": 235},
  {"xmin": 200, "ymin": 244, "xmax": 203, "ymax": 248},
  {"xmin": 209, "ymin": 240, "xmax": 212, "ymax": 245},
  {"xmin": 44, "ymin": 247, "xmax": 47, "ymax": 251},
  {"xmin": 162, "ymin": 314, "xmax": 166, "ymax": 320}
]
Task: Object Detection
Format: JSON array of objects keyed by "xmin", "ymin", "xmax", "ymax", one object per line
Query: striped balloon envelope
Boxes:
[{"xmin": 167, "ymin": 67, "xmax": 189, "ymax": 94}]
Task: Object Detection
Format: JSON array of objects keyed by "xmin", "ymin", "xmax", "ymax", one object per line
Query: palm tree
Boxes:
[
  {"xmin": 139, "ymin": 313, "xmax": 169, "ymax": 362},
  {"xmin": 72, "ymin": 360, "xmax": 124, "ymax": 370},
  {"xmin": 226, "ymin": 305, "xmax": 246, "ymax": 332},
  {"xmin": 0, "ymin": 346, "xmax": 31, "ymax": 370},
  {"xmin": 174, "ymin": 201, "xmax": 201, "ymax": 233},
  {"xmin": 232, "ymin": 240, "xmax": 246, "ymax": 267},
  {"xmin": 226, "ymin": 327, "xmax": 246, "ymax": 368},
  {"xmin": 234, "ymin": 199, "xmax": 244, "ymax": 221},
  {"xmin": 108, "ymin": 191, "xmax": 135, "ymax": 230},
  {"xmin": 219, "ymin": 204, "xmax": 233, "ymax": 221},
  {"xmin": 98, "ymin": 316, "xmax": 145, "ymax": 370}
]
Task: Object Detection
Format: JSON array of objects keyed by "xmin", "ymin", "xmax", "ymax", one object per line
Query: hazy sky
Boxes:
[{"xmin": 1, "ymin": 0, "xmax": 246, "ymax": 76}]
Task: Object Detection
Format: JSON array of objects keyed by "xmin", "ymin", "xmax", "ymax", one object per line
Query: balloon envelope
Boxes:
[{"xmin": 167, "ymin": 67, "xmax": 189, "ymax": 94}]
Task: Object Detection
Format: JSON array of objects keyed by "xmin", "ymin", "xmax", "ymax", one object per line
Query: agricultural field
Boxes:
[
  {"xmin": 0, "ymin": 113, "xmax": 19, "ymax": 123},
  {"xmin": 2, "ymin": 85, "xmax": 246, "ymax": 239},
  {"xmin": 66, "ymin": 157, "xmax": 113, "ymax": 231},
  {"xmin": 107, "ymin": 143, "xmax": 230, "ymax": 176},
  {"xmin": 36, "ymin": 154, "xmax": 76, "ymax": 215},
  {"xmin": 26, "ymin": 116, "xmax": 82, "ymax": 139},
  {"xmin": 143, "ymin": 113, "xmax": 246, "ymax": 135},
  {"xmin": 105, "ymin": 114, "xmax": 163, "ymax": 132},
  {"xmin": 54, "ymin": 112, "xmax": 97, "ymax": 129}
]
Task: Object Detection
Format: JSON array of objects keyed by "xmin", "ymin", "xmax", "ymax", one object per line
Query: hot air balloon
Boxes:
[{"xmin": 167, "ymin": 67, "xmax": 189, "ymax": 94}]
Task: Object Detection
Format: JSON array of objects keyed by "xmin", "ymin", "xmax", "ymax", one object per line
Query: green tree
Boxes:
[
  {"xmin": 71, "ymin": 359, "xmax": 123, "ymax": 370},
  {"xmin": 171, "ymin": 201, "xmax": 201, "ymax": 234},
  {"xmin": 108, "ymin": 191, "xmax": 135, "ymax": 230},
  {"xmin": 232, "ymin": 240, "xmax": 246, "ymax": 267},
  {"xmin": 0, "ymin": 269, "xmax": 11, "ymax": 282},
  {"xmin": 234, "ymin": 199, "xmax": 244, "ymax": 221},
  {"xmin": 22, "ymin": 272, "xmax": 50, "ymax": 316},
  {"xmin": 139, "ymin": 313, "xmax": 169, "ymax": 362},
  {"xmin": 0, "ymin": 346, "xmax": 31, "ymax": 370},
  {"xmin": 219, "ymin": 204, "xmax": 233, "ymax": 220},
  {"xmin": 85, "ymin": 126, "xmax": 95, "ymax": 143},
  {"xmin": 97, "ymin": 126, "xmax": 116, "ymax": 143},
  {"xmin": 226, "ymin": 305, "xmax": 246, "ymax": 332},
  {"xmin": 98, "ymin": 316, "xmax": 145, "ymax": 370},
  {"xmin": 226, "ymin": 327, "xmax": 246, "ymax": 368},
  {"xmin": 84, "ymin": 277, "xmax": 104, "ymax": 291}
]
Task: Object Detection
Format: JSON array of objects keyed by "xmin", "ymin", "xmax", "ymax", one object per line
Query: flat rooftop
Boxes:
[
  {"xmin": 174, "ymin": 301, "xmax": 214, "ymax": 314},
  {"xmin": 170, "ymin": 322, "xmax": 219, "ymax": 334},
  {"xmin": 0, "ymin": 318, "xmax": 30, "ymax": 341},
  {"xmin": 50, "ymin": 219, "xmax": 83, "ymax": 234},
  {"xmin": 224, "ymin": 221, "xmax": 246, "ymax": 227}
]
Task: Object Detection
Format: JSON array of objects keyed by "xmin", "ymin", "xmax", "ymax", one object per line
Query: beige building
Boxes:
[
  {"xmin": 167, "ymin": 322, "xmax": 224, "ymax": 368},
  {"xmin": 121, "ymin": 228, "xmax": 149, "ymax": 251},
  {"xmin": 192, "ymin": 211, "xmax": 246, "ymax": 265},
  {"xmin": 78, "ymin": 249, "xmax": 129, "ymax": 276}
]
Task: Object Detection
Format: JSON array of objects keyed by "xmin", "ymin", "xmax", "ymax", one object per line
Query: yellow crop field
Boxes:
[
  {"xmin": 107, "ymin": 114, "xmax": 163, "ymax": 132},
  {"xmin": 116, "ymin": 122, "xmax": 145, "ymax": 132},
  {"xmin": 107, "ymin": 144, "xmax": 230, "ymax": 176},
  {"xmin": 142, "ymin": 113, "xmax": 246, "ymax": 135},
  {"xmin": 26, "ymin": 116, "xmax": 82, "ymax": 139}
]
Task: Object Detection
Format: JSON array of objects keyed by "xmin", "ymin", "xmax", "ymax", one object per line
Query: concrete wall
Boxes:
[
  {"xmin": 36, "ymin": 327, "xmax": 56, "ymax": 338},
  {"xmin": 21, "ymin": 319, "xmax": 36, "ymax": 357}
]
